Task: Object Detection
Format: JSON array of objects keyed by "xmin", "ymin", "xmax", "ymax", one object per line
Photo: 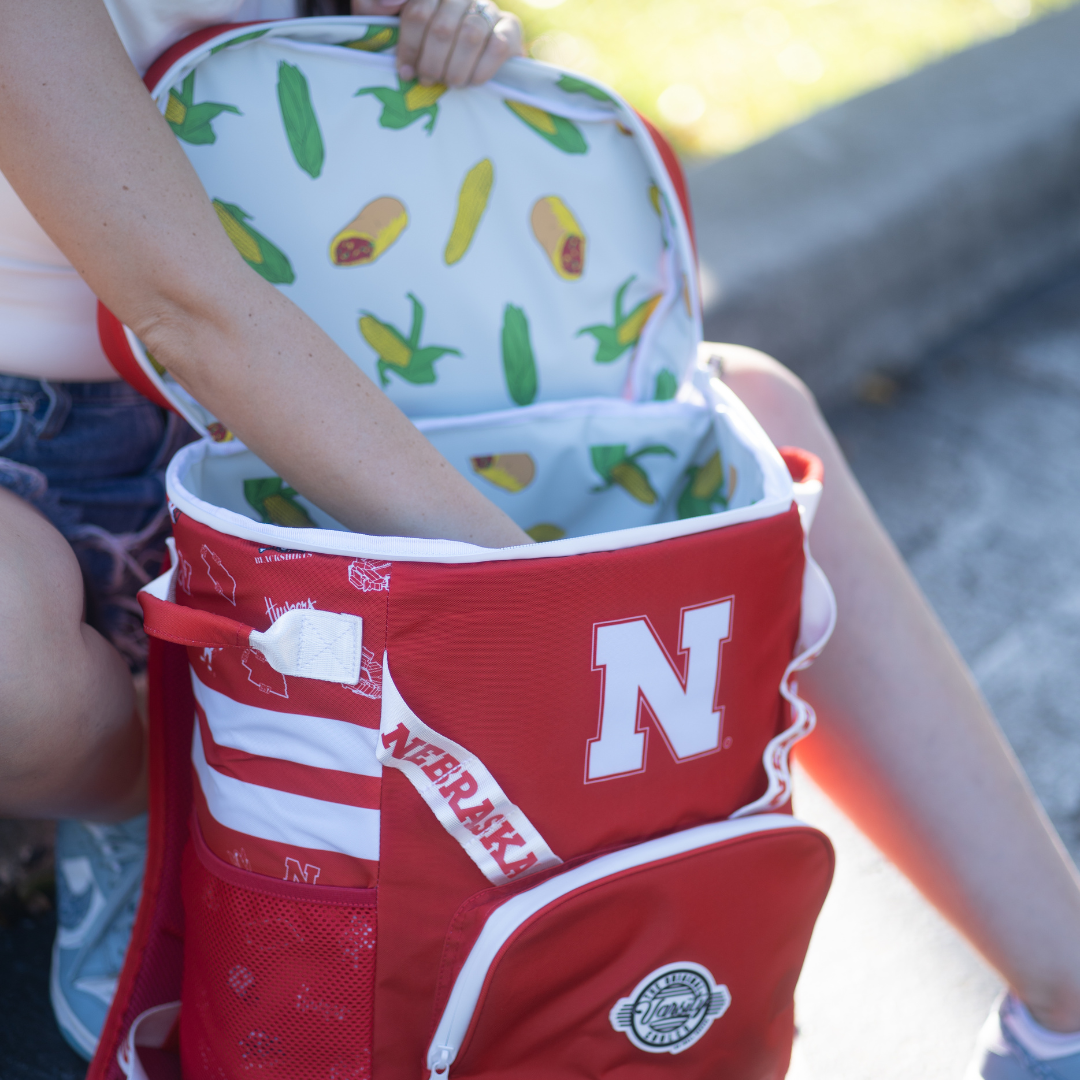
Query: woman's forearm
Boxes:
[{"xmin": 0, "ymin": 0, "xmax": 529, "ymax": 545}]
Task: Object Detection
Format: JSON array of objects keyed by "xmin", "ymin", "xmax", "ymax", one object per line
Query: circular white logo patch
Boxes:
[{"xmin": 609, "ymin": 961, "xmax": 731, "ymax": 1054}]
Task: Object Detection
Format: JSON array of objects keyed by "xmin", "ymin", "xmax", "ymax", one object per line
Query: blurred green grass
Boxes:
[{"xmin": 501, "ymin": 0, "xmax": 1079, "ymax": 157}]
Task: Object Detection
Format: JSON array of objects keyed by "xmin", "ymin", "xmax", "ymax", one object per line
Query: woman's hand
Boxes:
[{"xmin": 352, "ymin": 0, "xmax": 524, "ymax": 87}]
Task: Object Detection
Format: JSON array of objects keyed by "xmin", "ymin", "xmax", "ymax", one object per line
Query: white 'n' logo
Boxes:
[{"xmin": 587, "ymin": 599, "xmax": 732, "ymax": 782}]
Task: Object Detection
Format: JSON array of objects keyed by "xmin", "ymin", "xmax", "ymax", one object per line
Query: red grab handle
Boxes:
[
  {"xmin": 777, "ymin": 446, "xmax": 824, "ymax": 486},
  {"xmin": 138, "ymin": 591, "xmax": 253, "ymax": 651}
]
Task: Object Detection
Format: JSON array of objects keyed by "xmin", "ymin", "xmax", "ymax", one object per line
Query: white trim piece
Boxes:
[
  {"xmin": 792, "ymin": 479, "xmax": 823, "ymax": 533},
  {"xmin": 117, "ymin": 1002, "xmax": 181, "ymax": 1080},
  {"xmin": 249, "ymin": 607, "xmax": 362, "ymax": 684},
  {"xmin": 191, "ymin": 668, "xmax": 382, "ymax": 778},
  {"xmin": 425, "ymin": 813, "xmax": 813, "ymax": 1079},
  {"xmin": 192, "ymin": 726, "xmax": 380, "ymax": 861},
  {"xmin": 379, "ymin": 657, "xmax": 561, "ymax": 886}
]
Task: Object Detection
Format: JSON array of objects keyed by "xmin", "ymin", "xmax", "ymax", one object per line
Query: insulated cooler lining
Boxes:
[{"xmin": 180, "ymin": 398, "xmax": 765, "ymax": 542}]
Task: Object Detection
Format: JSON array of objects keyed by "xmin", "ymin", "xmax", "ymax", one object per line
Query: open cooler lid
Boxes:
[{"xmin": 98, "ymin": 16, "xmax": 702, "ymax": 442}]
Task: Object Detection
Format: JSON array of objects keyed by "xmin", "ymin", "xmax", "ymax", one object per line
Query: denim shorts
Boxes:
[{"xmin": 0, "ymin": 374, "xmax": 196, "ymax": 670}]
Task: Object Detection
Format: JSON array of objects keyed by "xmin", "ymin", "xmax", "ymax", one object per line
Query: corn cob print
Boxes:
[
  {"xmin": 654, "ymin": 369, "xmax": 678, "ymax": 401},
  {"xmin": 501, "ymin": 304, "xmax": 538, "ymax": 406},
  {"xmin": 591, "ymin": 443, "xmax": 675, "ymax": 505},
  {"xmin": 445, "ymin": 159, "xmax": 493, "ymax": 265},
  {"xmin": 578, "ymin": 276, "xmax": 662, "ymax": 364},
  {"xmin": 212, "ymin": 200, "xmax": 295, "ymax": 285},
  {"xmin": 342, "ymin": 25, "xmax": 399, "ymax": 51},
  {"xmin": 677, "ymin": 451, "xmax": 730, "ymax": 519},
  {"xmin": 504, "ymin": 100, "xmax": 587, "ymax": 154},
  {"xmin": 470, "ymin": 453, "xmax": 535, "ymax": 493},
  {"xmin": 165, "ymin": 72, "xmax": 240, "ymax": 145},
  {"xmin": 531, "ymin": 197, "xmax": 585, "ymax": 281},
  {"xmin": 330, "ymin": 197, "xmax": 408, "ymax": 266},
  {"xmin": 526, "ymin": 523, "xmax": 566, "ymax": 542},
  {"xmin": 355, "ymin": 77, "xmax": 445, "ymax": 134},
  {"xmin": 556, "ymin": 75, "xmax": 615, "ymax": 104},
  {"xmin": 359, "ymin": 293, "xmax": 460, "ymax": 386},
  {"xmin": 244, "ymin": 478, "xmax": 317, "ymax": 528},
  {"xmin": 277, "ymin": 62, "xmax": 325, "ymax": 178},
  {"xmin": 210, "ymin": 28, "xmax": 270, "ymax": 54}
]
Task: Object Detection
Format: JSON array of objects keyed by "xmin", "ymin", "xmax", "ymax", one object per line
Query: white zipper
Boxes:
[{"xmin": 424, "ymin": 813, "xmax": 814, "ymax": 1079}]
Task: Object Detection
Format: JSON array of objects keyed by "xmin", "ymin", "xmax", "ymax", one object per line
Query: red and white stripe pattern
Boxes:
[{"xmin": 190, "ymin": 667, "xmax": 381, "ymax": 887}]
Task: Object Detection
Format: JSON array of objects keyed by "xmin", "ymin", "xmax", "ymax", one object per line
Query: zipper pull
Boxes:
[{"xmin": 428, "ymin": 1045, "xmax": 453, "ymax": 1080}]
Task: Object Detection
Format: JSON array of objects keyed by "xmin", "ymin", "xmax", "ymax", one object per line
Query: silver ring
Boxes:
[{"xmin": 468, "ymin": 0, "xmax": 499, "ymax": 31}]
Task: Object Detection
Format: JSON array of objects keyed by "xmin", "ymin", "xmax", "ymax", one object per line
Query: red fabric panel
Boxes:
[
  {"xmin": 637, "ymin": 113, "xmax": 696, "ymax": 261},
  {"xmin": 375, "ymin": 507, "xmax": 805, "ymax": 1077},
  {"xmin": 96, "ymin": 304, "xmax": 175, "ymax": 412},
  {"xmin": 778, "ymin": 446, "xmax": 824, "ymax": 486},
  {"xmin": 88, "ymin": 638, "xmax": 193, "ymax": 1080},
  {"xmin": 450, "ymin": 827, "xmax": 833, "ymax": 1079}
]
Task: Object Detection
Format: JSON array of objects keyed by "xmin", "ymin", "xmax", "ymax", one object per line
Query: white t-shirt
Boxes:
[{"xmin": 0, "ymin": 0, "xmax": 296, "ymax": 381}]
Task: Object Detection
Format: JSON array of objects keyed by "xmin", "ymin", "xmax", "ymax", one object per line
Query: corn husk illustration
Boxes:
[
  {"xmin": 212, "ymin": 200, "xmax": 295, "ymax": 285},
  {"xmin": 578, "ymin": 276, "xmax": 662, "ymax": 364},
  {"xmin": 355, "ymin": 77, "xmax": 445, "ymax": 134},
  {"xmin": 591, "ymin": 443, "xmax": 675, "ymax": 505},
  {"xmin": 244, "ymin": 477, "xmax": 316, "ymax": 529},
  {"xmin": 210, "ymin": 28, "xmax": 270, "ymax": 54},
  {"xmin": 445, "ymin": 159, "xmax": 494, "ymax": 265},
  {"xmin": 526, "ymin": 523, "xmax": 566, "ymax": 542},
  {"xmin": 165, "ymin": 72, "xmax": 240, "ymax": 145},
  {"xmin": 470, "ymin": 453, "xmax": 535, "ymax": 493},
  {"xmin": 653, "ymin": 369, "xmax": 678, "ymax": 401},
  {"xmin": 330, "ymin": 197, "xmax": 408, "ymax": 266},
  {"xmin": 277, "ymin": 62, "xmax": 324, "ymax": 178},
  {"xmin": 505, "ymin": 100, "xmax": 587, "ymax": 154},
  {"xmin": 648, "ymin": 184, "xmax": 662, "ymax": 216},
  {"xmin": 343, "ymin": 25, "xmax": 399, "ymax": 52},
  {"xmin": 501, "ymin": 304, "xmax": 538, "ymax": 407},
  {"xmin": 556, "ymin": 75, "xmax": 615, "ymax": 104},
  {"xmin": 676, "ymin": 451, "xmax": 730, "ymax": 519},
  {"xmin": 531, "ymin": 196, "xmax": 585, "ymax": 281},
  {"xmin": 360, "ymin": 293, "xmax": 460, "ymax": 387}
]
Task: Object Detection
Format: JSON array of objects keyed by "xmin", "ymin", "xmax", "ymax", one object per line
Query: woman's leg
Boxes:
[
  {"xmin": 0, "ymin": 484, "xmax": 144, "ymax": 821},
  {"xmin": 716, "ymin": 343, "xmax": 1080, "ymax": 1031}
]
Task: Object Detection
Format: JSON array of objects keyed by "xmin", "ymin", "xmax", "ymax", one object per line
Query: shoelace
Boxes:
[{"xmin": 67, "ymin": 822, "xmax": 147, "ymax": 982}]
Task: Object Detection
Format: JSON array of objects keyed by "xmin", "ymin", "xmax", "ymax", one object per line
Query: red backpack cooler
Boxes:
[{"xmin": 89, "ymin": 17, "xmax": 836, "ymax": 1080}]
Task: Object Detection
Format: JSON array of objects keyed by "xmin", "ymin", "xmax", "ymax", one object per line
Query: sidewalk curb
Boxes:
[{"xmin": 687, "ymin": 7, "xmax": 1080, "ymax": 405}]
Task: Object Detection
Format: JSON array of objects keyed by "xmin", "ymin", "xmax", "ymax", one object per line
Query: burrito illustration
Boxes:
[
  {"xmin": 330, "ymin": 197, "xmax": 408, "ymax": 266},
  {"xmin": 530, "ymin": 196, "xmax": 585, "ymax": 281},
  {"xmin": 470, "ymin": 453, "xmax": 536, "ymax": 493}
]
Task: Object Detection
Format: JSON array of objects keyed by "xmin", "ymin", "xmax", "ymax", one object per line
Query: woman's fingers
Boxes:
[
  {"xmin": 466, "ymin": 8, "xmax": 523, "ymax": 85},
  {"xmin": 397, "ymin": 0, "xmax": 523, "ymax": 86}
]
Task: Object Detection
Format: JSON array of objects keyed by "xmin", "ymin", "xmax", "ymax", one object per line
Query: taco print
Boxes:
[
  {"xmin": 359, "ymin": 293, "xmax": 460, "ymax": 387},
  {"xmin": 578, "ymin": 276, "xmax": 662, "ymax": 364},
  {"xmin": 504, "ymin": 100, "xmax": 587, "ymax": 154},
  {"xmin": 210, "ymin": 28, "xmax": 270, "ymax": 54},
  {"xmin": 591, "ymin": 443, "xmax": 675, "ymax": 505},
  {"xmin": 526, "ymin": 523, "xmax": 566, "ymax": 542},
  {"xmin": 556, "ymin": 75, "xmax": 615, "ymax": 104},
  {"xmin": 330, "ymin": 197, "xmax": 408, "ymax": 266},
  {"xmin": 470, "ymin": 453, "xmax": 535, "ymax": 493},
  {"xmin": 277, "ymin": 62, "xmax": 324, "ymax": 178},
  {"xmin": 212, "ymin": 200, "xmax": 295, "ymax": 285},
  {"xmin": 677, "ymin": 451, "xmax": 730, "ymax": 519},
  {"xmin": 445, "ymin": 159, "xmax": 493, "ymax": 265},
  {"xmin": 531, "ymin": 196, "xmax": 585, "ymax": 280},
  {"xmin": 343, "ymin": 25, "xmax": 399, "ymax": 51},
  {"xmin": 164, "ymin": 72, "xmax": 240, "ymax": 145},
  {"xmin": 653, "ymin": 370, "xmax": 678, "ymax": 401},
  {"xmin": 501, "ymin": 304, "xmax": 538, "ymax": 406},
  {"xmin": 244, "ymin": 477, "xmax": 317, "ymax": 528},
  {"xmin": 355, "ymin": 77, "xmax": 445, "ymax": 133}
]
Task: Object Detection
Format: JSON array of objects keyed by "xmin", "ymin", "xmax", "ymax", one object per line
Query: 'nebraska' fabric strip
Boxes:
[{"xmin": 378, "ymin": 655, "xmax": 561, "ymax": 886}]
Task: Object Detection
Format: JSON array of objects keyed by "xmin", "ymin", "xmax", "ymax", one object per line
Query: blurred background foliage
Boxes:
[{"xmin": 500, "ymin": 0, "xmax": 1080, "ymax": 157}]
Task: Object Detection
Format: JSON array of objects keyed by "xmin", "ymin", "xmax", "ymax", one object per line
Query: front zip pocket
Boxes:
[{"xmin": 426, "ymin": 814, "xmax": 833, "ymax": 1080}]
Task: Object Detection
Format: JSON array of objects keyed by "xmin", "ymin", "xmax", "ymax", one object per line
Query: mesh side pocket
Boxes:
[{"xmin": 180, "ymin": 826, "xmax": 376, "ymax": 1080}]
